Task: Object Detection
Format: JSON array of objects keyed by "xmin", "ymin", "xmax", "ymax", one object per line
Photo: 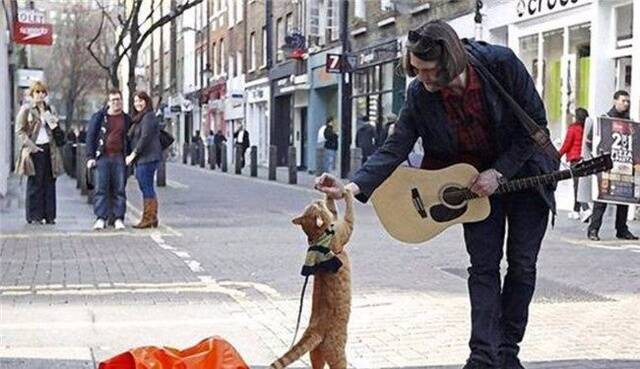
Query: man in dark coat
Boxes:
[
  {"xmin": 233, "ymin": 124, "xmax": 250, "ymax": 168},
  {"xmin": 355, "ymin": 115, "xmax": 377, "ymax": 164},
  {"xmin": 86, "ymin": 89, "xmax": 131, "ymax": 230},
  {"xmin": 315, "ymin": 20, "xmax": 558, "ymax": 369}
]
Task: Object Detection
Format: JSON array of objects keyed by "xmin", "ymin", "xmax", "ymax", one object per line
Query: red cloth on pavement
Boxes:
[{"xmin": 98, "ymin": 336, "xmax": 250, "ymax": 369}]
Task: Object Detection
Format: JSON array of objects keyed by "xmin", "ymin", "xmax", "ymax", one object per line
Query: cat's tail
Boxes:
[{"xmin": 270, "ymin": 332, "xmax": 322, "ymax": 369}]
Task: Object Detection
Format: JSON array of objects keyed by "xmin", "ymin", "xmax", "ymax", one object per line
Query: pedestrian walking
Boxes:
[
  {"xmin": 213, "ymin": 129, "xmax": 227, "ymax": 168},
  {"xmin": 126, "ymin": 91, "xmax": 162, "ymax": 229},
  {"xmin": 233, "ymin": 124, "xmax": 250, "ymax": 169},
  {"xmin": 559, "ymin": 107, "xmax": 591, "ymax": 221},
  {"xmin": 87, "ymin": 89, "xmax": 131, "ymax": 230},
  {"xmin": 15, "ymin": 80, "xmax": 66, "ymax": 224},
  {"xmin": 315, "ymin": 20, "xmax": 559, "ymax": 369},
  {"xmin": 323, "ymin": 118, "xmax": 338, "ymax": 172},
  {"xmin": 587, "ymin": 90, "xmax": 638, "ymax": 241},
  {"xmin": 355, "ymin": 115, "xmax": 377, "ymax": 164}
]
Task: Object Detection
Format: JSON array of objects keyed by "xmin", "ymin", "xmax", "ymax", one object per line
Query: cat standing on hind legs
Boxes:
[{"xmin": 270, "ymin": 189, "xmax": 354, "ymax": 369}]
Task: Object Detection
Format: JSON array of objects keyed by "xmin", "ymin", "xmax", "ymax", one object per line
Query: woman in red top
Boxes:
[{"xmin": 559, "ymin": 107, "xmax": 590, "ymax": 219}]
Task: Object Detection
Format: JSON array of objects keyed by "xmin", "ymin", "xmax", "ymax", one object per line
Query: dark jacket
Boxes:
[
  {"xmin": 129, "ymin": 111, "xmax": 162, "ymax": 164},
  {"xmin": 324, "ymin": 128, "xmax": 338, "ymax": 151},
  {"xmin": 86, "ymin": 107, "xmax": 131, "ymax": 160},
  {"xmin": 356, "ymin": 123, "xmax": 378, "ymax": 157},
  {"xmin": 351, "ymin": 40, "xmax": 559, "ymax": 211},
  {"xmin": 233, "ymin": 129, "xmax": 250, "ymax": 150}
]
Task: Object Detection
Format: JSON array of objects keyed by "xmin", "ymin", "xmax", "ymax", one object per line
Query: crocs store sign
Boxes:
[{"xmin": 516, "ymin": 0, "xmax": 590, "ymax": 20}]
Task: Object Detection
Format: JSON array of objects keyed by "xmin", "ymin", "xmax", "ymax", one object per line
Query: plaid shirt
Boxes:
[{"xmin": 439, "ymin": 64, "xmax": 495, "ymax": 170}]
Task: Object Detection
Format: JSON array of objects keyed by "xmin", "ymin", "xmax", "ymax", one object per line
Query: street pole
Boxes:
[{"xmin": 339, "ymin": 0, "xmax": 352, "ymax": 179}]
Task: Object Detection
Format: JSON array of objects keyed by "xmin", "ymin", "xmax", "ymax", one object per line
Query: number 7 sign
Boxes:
[{"xmin": 326, "ymin": 54, "xmax": 342, "ymax": 73}]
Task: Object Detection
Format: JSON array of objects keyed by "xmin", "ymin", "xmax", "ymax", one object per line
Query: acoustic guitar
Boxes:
[{"xmin": 370, "ymin": 154, "xmax": 613, "ymax": 244}]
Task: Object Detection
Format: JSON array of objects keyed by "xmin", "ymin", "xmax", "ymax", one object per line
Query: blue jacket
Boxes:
[
  {"xmin": 86, "ymin": 107, "xmax": 132, "ymax": 160},
  {"xmin": 351, "ymin": 40, "xmax": 559, "ymax": 211}
]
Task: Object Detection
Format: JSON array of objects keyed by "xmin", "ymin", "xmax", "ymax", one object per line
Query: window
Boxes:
[
  {"xmin": 309, "ymin": 0, "xmax": 338, "ymax": 45},
  {"xmin": 276, "ymin": 17, "xmax": 284, "ymax": 62},
  {"xmin": 615, "ymin": 4, "xmax": 633, "ymax": 48},
  {"xmin": 220, "ymin": 38, "xmax": 225, "ymax": 74},
  {"xmin": 213, "ymin": 42, "xmax": 218, "ymax": 76},
  {"xmin": 229, "ymin": 54, "xmax": 235, "ymax": 77},
  {"xmin": 285, "ymin": 12, "xmax": 293, "ymax": 34},
  {"xmin": 326, "ymin": 0, "xmax": 339, "ymax": 41},
  {"xmin": 354, "ymin": 0, "xmax": 365, "ymax": 18},
  {"xmin": 236, "ymin": 0, "xmax": 243, "ymax": 23},
  {"xmin": 250, "ymin": 32, "xmax": 256, "ymax": 71},
  {"xmin": 237, "ymin": 51, "xmax": 243, "ymax": 76},
  {"xmin": 261, "ymin": 27, "xmax": 267, "ymax": 67},
  {"xmin": 228, "ymin": 0, "xmax": 235, "ymax": 26},
  {"xmin": 381, "ymin": 0, "xmax": 395, "ymax": 12}
]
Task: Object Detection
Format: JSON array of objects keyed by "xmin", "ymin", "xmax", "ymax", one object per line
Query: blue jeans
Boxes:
[
  {"xmin": 94, "ymin": 155, "xmax": 126, "ymax": 220},
  {"xmin": 323, "ymin": 149, "xmax": 337, "ymax": 172},
  {"xmin": 463, "ymin": 190, "xmax": 549, "ymax": 366},
  {"xmin": 135, "ymin": 161, "xmax": 158, "ymax": 199}
]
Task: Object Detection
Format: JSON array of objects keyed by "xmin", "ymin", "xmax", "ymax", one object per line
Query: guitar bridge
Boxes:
[{"xmin": 411, "ymin": 188, "xmax": 428, "ymax": 219}]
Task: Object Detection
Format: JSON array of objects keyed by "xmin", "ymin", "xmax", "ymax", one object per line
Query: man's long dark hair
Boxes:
[
  {"xmin": 132, "ymin": 91, "xmax": 154, "ymax": 124},
  {"xmin": 403, "ymin": 20, "xmax": 468, "ymax": 85}
]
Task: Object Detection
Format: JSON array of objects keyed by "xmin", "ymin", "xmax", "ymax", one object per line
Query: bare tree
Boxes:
[
  {"xmin": 88, "ymin": 0, "xmax": 203, "ymax": 108},
  {"xmin": 43, "ymin": 3, "xmax": 107, "ymax": 131}
]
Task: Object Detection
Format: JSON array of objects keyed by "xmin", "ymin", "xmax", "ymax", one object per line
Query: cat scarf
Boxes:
[{"xmin": 300, "ymin": 224, "xmax": 343, "ymax": 276}]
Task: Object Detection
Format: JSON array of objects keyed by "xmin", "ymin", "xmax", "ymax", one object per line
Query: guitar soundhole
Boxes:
[{"xmin": 441, "ymin": 186, "xmax": 466, "ymax": 208}]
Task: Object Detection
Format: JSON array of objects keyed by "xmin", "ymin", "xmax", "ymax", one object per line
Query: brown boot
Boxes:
[
  {"xmin": 148, "ymin": 198, "xmax": 158, "ymax": 228},
  {"xmin": 133, "ymin": 199, "xmax": 152, "ymax": 229}
]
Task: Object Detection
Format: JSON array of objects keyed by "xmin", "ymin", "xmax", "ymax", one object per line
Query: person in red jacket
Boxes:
[{"xmin": 559, "ymin": 107, "xmax": 591, "ymax": 220}]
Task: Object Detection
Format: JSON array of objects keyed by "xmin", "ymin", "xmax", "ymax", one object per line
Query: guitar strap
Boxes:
[{"xmin": 466, "ymin": 52, "xmax": 561, "ymax": 161}]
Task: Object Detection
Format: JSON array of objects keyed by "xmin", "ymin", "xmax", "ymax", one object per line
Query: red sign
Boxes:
[{"xmin": 13, "ymin": 21, "xmax": 53, "ymax": 46}]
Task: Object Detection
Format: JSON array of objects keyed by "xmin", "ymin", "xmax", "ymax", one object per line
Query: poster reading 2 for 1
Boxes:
[{"xmin": 594, "ymin": 117, "xmax": 640, "ymax": 204}]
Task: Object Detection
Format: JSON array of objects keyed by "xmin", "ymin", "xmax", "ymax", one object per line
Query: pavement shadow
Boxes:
[{"xmin": 251, "ymin": 359, "xmax": 640, "ymax": 368}]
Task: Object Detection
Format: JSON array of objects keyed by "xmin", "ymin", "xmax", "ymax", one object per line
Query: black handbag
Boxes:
[
  {"xmin": 159, "ymin": 129, "xmax": 175, "ymax": 150},
  {"xmin": 51, "ymin": 126, "xmax": 66, "ymax": 147}
]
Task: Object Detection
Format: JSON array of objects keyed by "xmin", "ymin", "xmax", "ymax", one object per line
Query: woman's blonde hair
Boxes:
[{"xmin": 28, "ymin": 80, "xmax": 48, "ymax": 97}]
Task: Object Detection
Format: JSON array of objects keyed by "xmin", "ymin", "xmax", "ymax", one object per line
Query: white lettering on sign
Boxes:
[
  {"xmin": 516, "ymin": 0, "xmax": 590, "ymax": 20},
  {"xmin": 326, "ymin": 54, "xmax": 341, "ymax": 73},
  {"xmin": 18, "ymin": 9, "xmax": 46, "ymax": 24}
]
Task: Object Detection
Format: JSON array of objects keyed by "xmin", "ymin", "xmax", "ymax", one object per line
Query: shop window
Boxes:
[
  {"xmin": 615, "ymin": 57, "xmax": 632, "ymax": 92},
  {"xmin": 569, "ymin": 23, "xmax": 591, "ymax": 111},
  {"xmin": 518, "ymin": 34, "xmax": 539, "ymax": 84},
  {"xmin": 542, "ymin": 28, "xmax": 564, "ymax": 129},
  {"xmin": 615, "ymin": 4, "xmax": 633, "ymax": 49}
]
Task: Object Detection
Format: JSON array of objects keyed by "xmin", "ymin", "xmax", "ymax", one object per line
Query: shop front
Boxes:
[
  {"xmin": 270, "ymin": 61, "xmax": 297, "ymax": 166},
  {"xmin": 307, "ymin": 48, "xmax": 340, "ymax": 173},
  {"xmin": 246, "ymin": 77, "xmax": 270, "ymax": 166},
  {"xmin": 351, "ymin": 39, "xmax": 405, "ymax": 147}
]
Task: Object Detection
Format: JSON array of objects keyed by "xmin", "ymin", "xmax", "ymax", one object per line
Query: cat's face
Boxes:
[{"xmin": 292, "ymin": 200, "xmax": 332, "ymax": 237}]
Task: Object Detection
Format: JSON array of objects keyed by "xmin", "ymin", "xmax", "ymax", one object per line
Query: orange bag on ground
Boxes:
[{"xmin": 98, "ymin": 336, "xmax": 250, "ymax": 369}]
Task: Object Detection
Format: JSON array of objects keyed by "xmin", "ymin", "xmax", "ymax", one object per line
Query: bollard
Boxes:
[
  {"xmin": 349, "ymin": 147, "xmax": 363, "ymax": 179},
  {"xmin": 182, "ymin": 142, "xmax": 189, "ymax": 164},
  {"xmin": 157, "ymin": 151, "xmax": 167, "ymax": 187},
  {"xmin": 221, "ymin": 142, "xmax": 228, "ymax": 172},
  {"xmin": 250, "ymin": 146, "xmax": 257, "ymax": 177},
  {"xmin": 209, "ymin": 145, "xmax": 216, "ymax": 170},
  {"xmin": 78, "ymin": 144, "xmax": 88, "ymax": 196},
  {"xmin": 76, "ymin": 144, "xmax": 83, "ymax": 189},
  {"xmin": 268, "ymin": 145, "xmax": 277, "ymax": 181},
  {"xmin": 199, "ymin": 144, "xmax": 206, "ymax": 168},
  {"xmin": 235, "ymin": 145, "xmax": 242, "ymax": 175},
  {"xmin": 190, "ymin": 143, "xmax": 198, "ymax": 165},
  {"xmin": 288, "ymin": 146, "xmax": 297, "ymax": 185},
  {"xmin": 315, "ymin": 147, "xmax": 325, "ymax": 176}
]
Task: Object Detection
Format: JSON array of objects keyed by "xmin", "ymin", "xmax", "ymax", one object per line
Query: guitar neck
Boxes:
[{"xmin": 462, "ymin": 169, "xmax": 574, "ymax": 200}]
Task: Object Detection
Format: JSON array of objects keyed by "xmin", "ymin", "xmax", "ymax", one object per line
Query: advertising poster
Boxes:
[{"xmin": 593, "ymin": 116, "xmax": 640, "ymax": 204}]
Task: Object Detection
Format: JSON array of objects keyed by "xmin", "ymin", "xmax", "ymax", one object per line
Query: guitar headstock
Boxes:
[{"xmin": 571, "ymin": 154, "xmax": 613, "ymax": 177}]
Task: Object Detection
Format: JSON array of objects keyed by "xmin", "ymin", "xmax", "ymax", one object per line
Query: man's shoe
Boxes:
[
  {"xmin": 587, "ymin": 230, "xmax": 600, "ymax": 241},
  {"xmin": 93, "ymin": 218, "xmax": 106, "ymax": 230},
  {"xmin": 616, "ymin": 230, "xmax": 639, "ymax": 240},
  {"xmin": 462, "ymin": 360, "xmax": 493, "ymax": 369},
  {"xmin": 114, "ymin": 219, "xmax": 125, "ymax": 230},
  {"xmin": 500, "ymin": 353, "xmax": 525, "ymax": 369}
]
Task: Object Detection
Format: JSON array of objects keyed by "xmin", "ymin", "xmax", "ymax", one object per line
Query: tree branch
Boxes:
[{"xmin": 86, "ymin": 10, "xmax": 110, "ymax": 72}]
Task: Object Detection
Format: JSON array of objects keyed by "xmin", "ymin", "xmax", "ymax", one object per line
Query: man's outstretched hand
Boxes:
[{"xmin": 314, "ymin": 173, "xmax": 360, "ymax": 199}]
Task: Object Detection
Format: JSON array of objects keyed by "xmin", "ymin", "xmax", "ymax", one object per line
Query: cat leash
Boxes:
[{"xmin": 290, "ymin": 275, "xmax": 310, "ymax": 347}]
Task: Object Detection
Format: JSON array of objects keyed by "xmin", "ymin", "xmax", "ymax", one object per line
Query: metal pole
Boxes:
[
  {"xmin": 268, "ymin": 145, "xmax": 277, "ymax": 181},
  {"xmin": 288, "ymin": 146, "xmax": 297, "ymax": 184},
  {"xmin": 250, "ymin": 145, "xmax": 257, "ymax": 177},
  {"xmin": 339, "ymin": 0, "xmax": 352, "ymax": 179}
]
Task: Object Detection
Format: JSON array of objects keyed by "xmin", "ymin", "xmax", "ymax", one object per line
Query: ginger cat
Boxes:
[{"xmin": 271, "ymin": 189, "xmax": 354, "ymax": 369}]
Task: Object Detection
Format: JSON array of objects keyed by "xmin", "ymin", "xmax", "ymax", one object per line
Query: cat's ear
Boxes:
[
  {"xmin": 292, "ymin": 215, "xmax": 304, "ymax": 225},
  {"xmin": 315, "ymin": 216, "xmax": 324, "ymax": 228}
]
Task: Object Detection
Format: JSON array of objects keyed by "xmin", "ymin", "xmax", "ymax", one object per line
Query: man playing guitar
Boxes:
[{"xmin": 315, "ymin": 20, "xmax": 558, "ymax": 369}]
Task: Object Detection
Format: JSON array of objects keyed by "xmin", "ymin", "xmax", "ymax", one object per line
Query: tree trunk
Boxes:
[{"xmin": 127, "ymin": 49, "xmax": 139, "ymax": 113}]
